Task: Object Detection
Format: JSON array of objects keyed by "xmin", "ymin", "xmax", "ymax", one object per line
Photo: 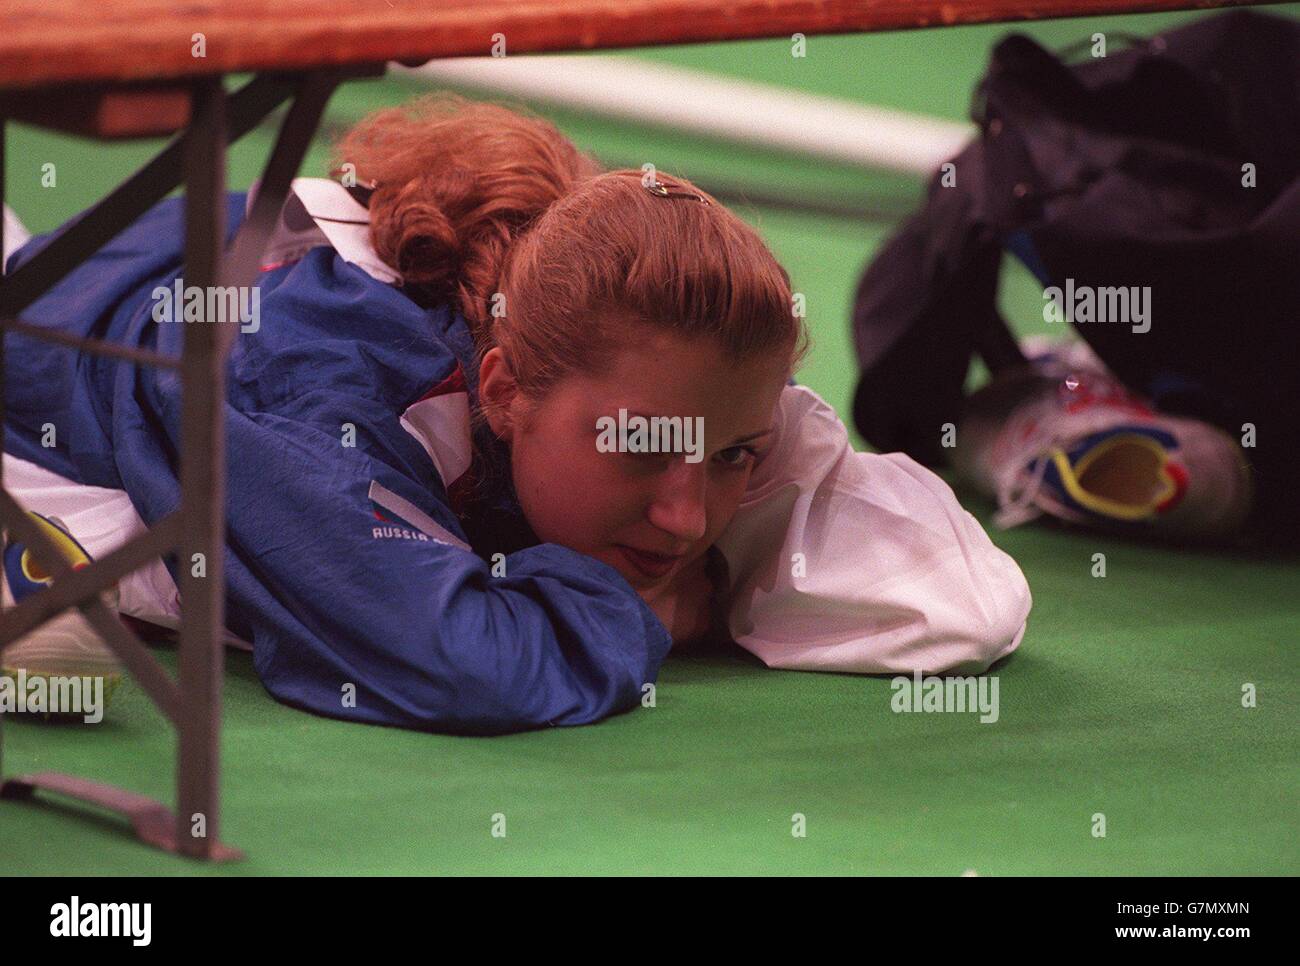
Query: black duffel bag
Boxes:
[{"xmin": 851, "ymin": 9, "xmax": 1300, "ymax": 546}]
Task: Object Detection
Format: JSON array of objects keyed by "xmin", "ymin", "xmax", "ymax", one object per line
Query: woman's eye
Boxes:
[
  {"xmin": 716, "ymin": 446, "xmax": 759, "ymax": 469},
  {"xmin": 617, "ymin": 448, "xmax": 758, "ymax": 470}
]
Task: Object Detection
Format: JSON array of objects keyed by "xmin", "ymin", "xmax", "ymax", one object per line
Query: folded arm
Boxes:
[{"xmin": 715, "ymin": 385, "xmax": 1032, "ymax": 675}]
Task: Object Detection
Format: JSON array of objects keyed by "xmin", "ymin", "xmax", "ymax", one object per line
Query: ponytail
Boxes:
[{"xmin": 332, "ymin": 93, "xmax": 601, "ymax": 349}]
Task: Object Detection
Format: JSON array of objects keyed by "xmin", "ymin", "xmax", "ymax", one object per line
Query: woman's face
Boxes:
[{"xmin": 480, "ymin": 330, "xmax": 791, "ymax": 591}]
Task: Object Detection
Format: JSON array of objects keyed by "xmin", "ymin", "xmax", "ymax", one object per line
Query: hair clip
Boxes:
[{"xmin": 644, "ymin": 178, "xmax": 711, "ymax": 205}]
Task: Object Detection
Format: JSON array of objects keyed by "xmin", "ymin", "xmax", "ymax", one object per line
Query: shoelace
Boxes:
[
  {"xmin": 995, "ymin": 447, "xmax": 1053, "ymax": 529},
  {"xmin": 989, "ymin": 363, "xmax": 1146, "ymax": 529}
]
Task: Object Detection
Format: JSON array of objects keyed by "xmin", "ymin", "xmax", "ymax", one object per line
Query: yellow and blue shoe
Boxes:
[
  {"xmin": 954, "ymin": 340, "xmax": 1253, "ymax": 543},
  {"xmin": 1, "ymin": 511, "xmax": 123, "ymax": 714}
]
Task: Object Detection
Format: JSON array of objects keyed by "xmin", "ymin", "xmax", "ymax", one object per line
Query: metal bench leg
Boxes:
[
  {"xmin": 175, "ymin": 76, "xmax": 231, "ymax": 860},
  {"xmin": 0, "ymin": 68, "xmax": 344, "ymax": 861}
]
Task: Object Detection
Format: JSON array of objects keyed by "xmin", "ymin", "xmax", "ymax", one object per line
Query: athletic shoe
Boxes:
[
  {"xmin": 1, "ymin": 511, "xmax": 123, "ymax": 715},
  {"xmin": 952, "ymin": 338, "xmax": 1253, "ymax": 542}
]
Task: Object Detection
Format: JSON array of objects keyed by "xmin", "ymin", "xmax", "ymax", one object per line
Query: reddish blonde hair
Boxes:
[{"xmin": 333, "ymin": 93, "xmax": 810, "ymax": 499}]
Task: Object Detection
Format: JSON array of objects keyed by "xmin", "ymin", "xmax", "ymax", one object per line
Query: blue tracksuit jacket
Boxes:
[{"xmin": 3, "ymin": 193, "xmax": 672, "ymax": 735}]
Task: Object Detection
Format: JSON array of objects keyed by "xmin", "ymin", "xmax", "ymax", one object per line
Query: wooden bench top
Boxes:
[{"xmin": 0, "ymin": 0, "xmax": 1278, "ymax": 92}]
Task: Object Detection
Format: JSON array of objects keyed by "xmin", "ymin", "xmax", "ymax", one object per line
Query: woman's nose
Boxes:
[{"xmin": 645, "ymin": 459, "xmax": 708, "ymax": 545}]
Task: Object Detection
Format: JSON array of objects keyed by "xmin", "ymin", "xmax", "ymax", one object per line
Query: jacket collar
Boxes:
[{"xmin": 254, "ymin": 176, "xmax": 402, "ymax": 285}]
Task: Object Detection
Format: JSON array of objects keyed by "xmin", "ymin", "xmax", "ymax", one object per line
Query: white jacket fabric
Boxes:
[{"xmin": 718, "ymin": 383, "xmax": 1030, "ymax": 674}]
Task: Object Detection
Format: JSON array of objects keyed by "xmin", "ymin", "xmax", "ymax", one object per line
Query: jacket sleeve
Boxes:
[
  {"xmin": 7, "ymin": 193, "xmax": 673, "ymax": 736},
  {"xmin": 715, "ymin": 384, "xmax": 1030, "ymax": 674},
  {"xmin": 216, "ymin": 408, "xmax": 673, "ymax": 736}
]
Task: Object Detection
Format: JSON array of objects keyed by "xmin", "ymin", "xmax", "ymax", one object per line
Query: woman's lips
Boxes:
[{"xmin": 616, "ymin": 545, "xmax": 683, "ymax": 579}]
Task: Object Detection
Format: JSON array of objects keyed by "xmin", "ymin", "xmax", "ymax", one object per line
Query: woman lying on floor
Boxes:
[{"xmin": 1, "ymin": 95, "xmax": 1031, "ymax": 734}]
